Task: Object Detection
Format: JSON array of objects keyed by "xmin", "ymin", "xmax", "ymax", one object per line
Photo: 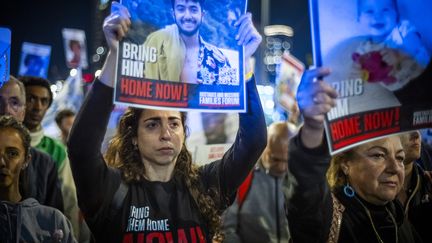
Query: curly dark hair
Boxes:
[
  {"xmin": 0, "ymin": 115, "xmax": 31, "ymax": 159},
  {"xmin": 105, "ymin": 107, "xmax": 222, "ymax": 238}
]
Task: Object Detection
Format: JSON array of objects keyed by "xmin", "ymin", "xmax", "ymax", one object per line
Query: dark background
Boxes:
[{"xmin": 0, "ymin": 0, "xmax": 312, "ymax": 84}]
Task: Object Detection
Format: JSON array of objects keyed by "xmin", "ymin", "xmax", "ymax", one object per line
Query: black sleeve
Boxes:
[
  {"xmin": 199, "ymin": 77, "xmax": 267, "ymax": 209},
  {"xmin": 286, "ymin": 129, "xmax": 333, "ymax": 243},
  {"xmin": 67, "ymin": 79, "xmax": 121, "ymax": 218}
]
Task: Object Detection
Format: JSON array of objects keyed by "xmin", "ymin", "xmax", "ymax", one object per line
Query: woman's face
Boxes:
[
  {"xmin": 343, "ymin": 135, "xmax": 405, "ymax": 205},
  {"xmin": 0, "ymin": 127, "xmax": 26, "ymax": 189},
  {"xmin": 135, "ymin": 109, "xmax": 185, "ymax": 168}
]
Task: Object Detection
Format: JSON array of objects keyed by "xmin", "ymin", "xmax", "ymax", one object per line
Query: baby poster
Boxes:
[
  {"xmin": 310, "ymin": 0, "xmax": 432, "ymax": 154},
  {"xmin": 113, "ymin": 0, "xmax": 247, "ymax": 112}
]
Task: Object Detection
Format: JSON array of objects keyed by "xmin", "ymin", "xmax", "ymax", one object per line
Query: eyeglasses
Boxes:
[{"xmin": 0, "ymin": 98, "xmax": 24, "ymax": 113}]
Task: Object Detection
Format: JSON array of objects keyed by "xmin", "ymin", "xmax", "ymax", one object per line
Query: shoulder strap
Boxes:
[
  {"xmin": 108, "ymin": 180, "xmax": 129, "ymax": 221},
  {"xmin": 327, "ymin": 193, "xmax": 345, "ymax": 243},
  {"xmin": 236, "ymin": 170, "xmax": 254, "ymax": 209}
]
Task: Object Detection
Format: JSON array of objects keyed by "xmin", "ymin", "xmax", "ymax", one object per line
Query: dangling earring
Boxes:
[
  {"xmin": 132, "ymin": 141, "xmax": 138, "ymax": 150},
  {"xmin": 22, "ymin": 162, "xmax": 29, "ymax": 170},
  {"xmin": 342, "ymin": 167, "xmax": 355, "ymax": 198},
  {"xmin": 343, "ymin": 181, "xmax": 355, "ymax": 198}
]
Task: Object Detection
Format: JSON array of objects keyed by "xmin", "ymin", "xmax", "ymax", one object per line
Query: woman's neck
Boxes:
[
  {"xmin": 0, "ymin": 186, "xmax": 22, "ymax": 203},
  {"xmin": 143, "ymin": 162, "xmax": 176, "ymax": 182}
]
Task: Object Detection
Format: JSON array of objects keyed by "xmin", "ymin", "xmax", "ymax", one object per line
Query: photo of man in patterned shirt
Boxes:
[{"xmin": 143, "ymin": 0, "xmax": 238, "ymax": 85}]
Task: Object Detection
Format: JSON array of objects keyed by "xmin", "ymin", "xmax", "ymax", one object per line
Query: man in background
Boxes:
[
  {"xmin": 55, "ymin": 109, "xmax": 75, "ymax": 145},
  {"xmin": 222, "ymin": 122, "xmax": 296, "ymax": 243},
  {"xmin": 398, "ymin": 130, "xmax": 432, "ymax": 243}
]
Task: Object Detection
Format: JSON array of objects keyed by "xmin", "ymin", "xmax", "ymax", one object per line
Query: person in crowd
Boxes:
[
  {"xmin": 143, "ymin": 0, "xmax": 238, "ymax": 85},
  {"xmin": 55, "ymin": 109, "xmax": 76, "ymax": 145},
  {"xmin": 287, "ymin": 67, "xmax": 422, "ymax": 242},
  {"xmin": 67, "ymin": 3, "xmax": 265, "ymax": 242},
  {"xmin": 68, "ymin": 39, "xmax": 82, "ymax": 68},
  {"xmin": 397, "ymin": 130, "xmax": 432, "ymax": 243},
  {"xmin": 19, "ymin": 76, "xmax": 81, "ymax": 239},
  {"xmin": 418, "ymin": 139, "xmax": 432, "ymax": 171},
  {"xmin": 22, "ymin": 54, "xmax": 45, "ymax": 77},
  {"xmin": 0, "ymin": 75, "xmax": 63, "ymax": 211},
  {"xmin": 0, "ymin": 115, "xmax": 76, "ymax": 242},
  {"xmin": 222, "ymin": 121, "xmax": 296, "ymax": 243}
]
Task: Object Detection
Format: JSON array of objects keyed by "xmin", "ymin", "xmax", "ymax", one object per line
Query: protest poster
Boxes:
[
  {"xmin": 114, "ymin": 0, "xmax": 247, "ymax": 112},
  {"xmin": 274, "ymin": 52, "xmax": 304, "ymax": 123},
  {"xmin": 186, "ymin": 111, "xmax": 238, "ymax": 151},
  {"xmin": 192, "ymin": 143, "xmax": 232, "ymax": 166},
  {"xmin": 18, "ymin": 42, "xmax": 51, "ymax": 78},
  {"xmin": 0, "ymin": 28, "xmax": 11, "ymax": 87},
  {"xmin": 309, "ymin": 0, "xmax": 432, "ymax": 154},
  {"xmin": 62, "ymin": 28, "xmax": 89, "ymax": 69}
]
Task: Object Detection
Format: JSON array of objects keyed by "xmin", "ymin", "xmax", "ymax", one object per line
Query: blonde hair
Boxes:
[{"xmin": 326, "ymin": 149, "xmax": 355, "ymax": 189}]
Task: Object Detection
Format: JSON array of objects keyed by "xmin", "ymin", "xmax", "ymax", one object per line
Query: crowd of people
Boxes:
[{"xmin": 1, "ymin": 0, "xmax": 431, "ymax": 242}]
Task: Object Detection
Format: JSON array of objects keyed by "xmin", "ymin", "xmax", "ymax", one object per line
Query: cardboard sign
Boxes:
[
  {"xmin": 309, "ymin": 0, "xmax": 432, "ymax": 154},
  {"xmin": 113, "ymin": 0, "xmax": 248, "ymax": 112}
]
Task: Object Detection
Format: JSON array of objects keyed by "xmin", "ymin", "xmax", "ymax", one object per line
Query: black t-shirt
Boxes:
[{"xmin": 90, "ymin": 176, "xmax": 209, "ymax": 242}]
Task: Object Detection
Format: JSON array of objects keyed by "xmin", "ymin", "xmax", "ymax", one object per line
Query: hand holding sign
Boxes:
[
  {"xmin": 297, "ymin": 67, "xmax": 338, "ymax": 148},
  {"xmin": 100, "ymin": 2, "xmax": 131, "ymax": 88},
  {"xmin": 103, "ymin": 2, "xmax": 131, "ymax": 53},
  {"xmin": 234, "ymin": 12, "xmax": 262, "ymax": 74}
]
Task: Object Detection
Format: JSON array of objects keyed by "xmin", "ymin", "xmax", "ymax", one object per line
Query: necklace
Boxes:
[{"xmin": 354, "ymin": 197, "xmax": 398, "ymax": 243}]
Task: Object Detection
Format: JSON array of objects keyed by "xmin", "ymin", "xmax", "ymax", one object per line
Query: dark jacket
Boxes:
[
  {"xmin": 417, "ymin": 142, "xmax": 432, "ymax": 171},
  {"xmin": 404, "ymin": 163, "xmax": 432, "ymax": 243},
  {"xmin": 222, "ymin": 162, "xmax": 293, "ymax": 243},
  {"xmin": 20, "ymin": 147, "xmax": 64, "ymax": 212},
  {"xmin": 287, "ymin": 131, "xmax": 422, "ymax": 243}
]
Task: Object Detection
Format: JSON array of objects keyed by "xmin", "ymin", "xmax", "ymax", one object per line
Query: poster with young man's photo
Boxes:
[
  {"xmin": 114, "ymin": 0, "xmax": 247, "ymax": 112},
  {"xmin": 310, "ymin": 0, "xmax": 432, "ymax": 154},
  {"xmin": 18, "ymin": 42, "xmax": 51, "ymax": 79}
]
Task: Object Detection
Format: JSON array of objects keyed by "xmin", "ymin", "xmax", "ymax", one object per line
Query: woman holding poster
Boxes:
[
  {"xmin": 67, "ymin": 2, "xmax": 265, "ymax": 243},
  {"xmin": 287, "ymin": 67, "xmax": 422, "ymax": 243},
  {"xmin": 310, "ymin": 0, "xmax": 432, "ymax": 154}
]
